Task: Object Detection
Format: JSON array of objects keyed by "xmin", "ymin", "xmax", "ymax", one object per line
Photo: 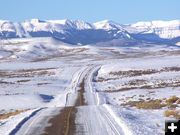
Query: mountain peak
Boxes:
[
  {"xmin": 47, "ymin": 19, "xmax": 93, "ymax": 29},
  {"xmin": 0, "ymin": 19, "xmax": 179, "ymax": 45},
  {"xmin": 129, "ymin": 20, "xmax": 180, "ymax": 39},
  {"xmin": 131, "ymin": 20, "xmax": 180, "ymax": 28},
  {"xmin": 30, "ymin": 19, "xmax": 45, "ymax": 24},
  {"xmin": 94, "ymin": 20, "xmax": 123, "ymax": 30},
  {"xmin": 47, "ymin": 19, "xmax": 71, "ymax": 25},
  {"xmin": 73, "ymin": 20, "xmax": 93, "ymax": 29}
]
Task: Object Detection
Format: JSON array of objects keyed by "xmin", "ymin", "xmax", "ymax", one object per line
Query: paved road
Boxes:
[{"xmin": 15, "ymin": 65, "xmax": 129, "ymax": 135}]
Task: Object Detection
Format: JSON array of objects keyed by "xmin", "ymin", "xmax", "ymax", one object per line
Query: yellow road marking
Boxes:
[{"xmin": 64, "ymin": 107, "xmax": 73, "ymax": 135}]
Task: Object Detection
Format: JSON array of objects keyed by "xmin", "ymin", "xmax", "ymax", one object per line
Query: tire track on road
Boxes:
[{"xmin": 41, "ymin": 66, "xmax": 97, "ymax": 135}]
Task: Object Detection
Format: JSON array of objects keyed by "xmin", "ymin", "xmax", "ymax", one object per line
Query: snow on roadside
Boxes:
[
  {"xmin": 105, "ymin": 104, "xmax": 165, "ymax": 135},
  {"xmin": 0, "ymin": 109, "xmax": 37, "ymax": 135},
  {"xmin": 104, "ymin": 104, "xmax": 133, "ymax": 135},
  {"xmin": 0, "ymin": 95, "xmax": 44, "ymax": 110}
]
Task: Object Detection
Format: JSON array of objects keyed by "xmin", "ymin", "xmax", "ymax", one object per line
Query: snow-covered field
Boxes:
[
  {"xmin": 94, "ymin": 55, "xmax": 180, "ymax": 134},
  {"xmin": 0, "ymin": 37, "xmax": 179, "ymax": 135}
]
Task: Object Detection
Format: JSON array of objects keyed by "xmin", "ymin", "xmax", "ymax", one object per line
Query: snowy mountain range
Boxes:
[{"xmin": 0, "ymin": 19, "xmax": 179, "ymax": 45}]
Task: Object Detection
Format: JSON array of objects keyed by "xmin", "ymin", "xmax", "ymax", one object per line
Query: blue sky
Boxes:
[{"xmin": 0, "ymin": 0, "xmax": 179, "ymax": 23}]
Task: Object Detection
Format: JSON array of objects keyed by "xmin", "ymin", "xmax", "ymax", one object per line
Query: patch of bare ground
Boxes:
[
  {"xmin": 122, "ymin": 96, "xmax": 180, "ymax": 110},
  {"xmin": 37, "ymin": 82, "xmax": 51, "ymax": 86},
  {"xmin": 123, "ymin": 79, "xmax": 180, "ymax": 89},
  {"xmin": 0, "ymin": 68, "xmax": 56, "ymax": 78},
  {"xmin": 101, "ymin": 79, "xmax": 180, "ymax": 92},
  {"xmin": 122, "ymin": 99, "xmax": 166, "ymax": 109},
  {"xmin": 125, "ymin": 79, "xmax": 147, "ymax": 86},
  {"xmin": 16, "ymin": 79, "xmax": 31, "ymax": 83},
  {"xmin": 108, "ymin": 66, "xmax": 180, "ymax": 78},
  {"xmin": 95, "ymin": 77, "xmax": 118, "ymax": 82},
  {"xmin": 165, "ymin": 96, "xmax": 180, "ymax": 105},
  {"xmin": 0, "ymin": 80, "xmax": 15, "ymax": 84},
  {"xmin": 0, "ymin": 93, "xmax": 24, "ymax": 96},
  {"xmin": 161, "ymin": 67, "xmax": 180, "ymax": 72},
  {"xmin": 109, "ymin": 69, "xmax": 158, "ymax": 77},
  {"xmin": 95, "ymin": 76, "xmax": 134, "ymax": 82},
  {"xmin": 164, "ymin": 109, "xmax": 180, "ymax": 119},
  {"xmin": 0, "ymin": 110, "xmax": 28, "ymax": 120}
]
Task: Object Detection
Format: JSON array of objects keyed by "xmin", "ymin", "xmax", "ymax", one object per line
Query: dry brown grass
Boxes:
[
  {"xmin": 165, "ymin": 96, "xmax": 179, "ymax": 105},
  {"xmin": 161, "ymin": 67, "xmax": 180, "ymax": 72},
  {"xmin": 16, "ymin": 79, "xmax": 31, "ymax": 83},
  {"xmin": 0, "ymin": 110, "xmax": 27, "ymax": 120},
  {"xmin": 0, "ymin": 68, "xmax": 56, "ymax": 78},
  {"xmin": 122, "ymin": 99, "xmax": 166, "ymax": 109},
  {"xmin": 37, "ymin": 82, "xmax": 51, "ymax": 85},
  {"xmin": 122, "ymin": 95, "xmax": 180, "ymax": 110},
  {"xmin": 176, "ymin": 99, "xmax": 180, "ymax": 104},
  {"xmin": 95, "ymin": 77, "xmax": 118, "ymax": 82},
  {"xmin": 109, "ymin": 69, "xmax": 158, "ymax": 77},
  {"xmin": 101, "ymin": 79, "xmax": 180, "ymax": 93},
  {"xmin": 109, "ymin": 66, "xmax": 180, "ymax": 77},
  {"xmin": 164, "ymin": 110, "xmax": 180, "ymax": 119}
]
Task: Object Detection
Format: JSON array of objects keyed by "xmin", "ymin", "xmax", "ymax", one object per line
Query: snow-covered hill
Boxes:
[
  {"xmin": 125, "ymin": 20, "xmax": 180, "ymax": 44},
  {"xmin": 129, "ymin": 20, "xmax": 180, "ymax": 39},
  {"xmin": 0, "ymin": 19, "xmax": 179, "ymax": 45}
]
